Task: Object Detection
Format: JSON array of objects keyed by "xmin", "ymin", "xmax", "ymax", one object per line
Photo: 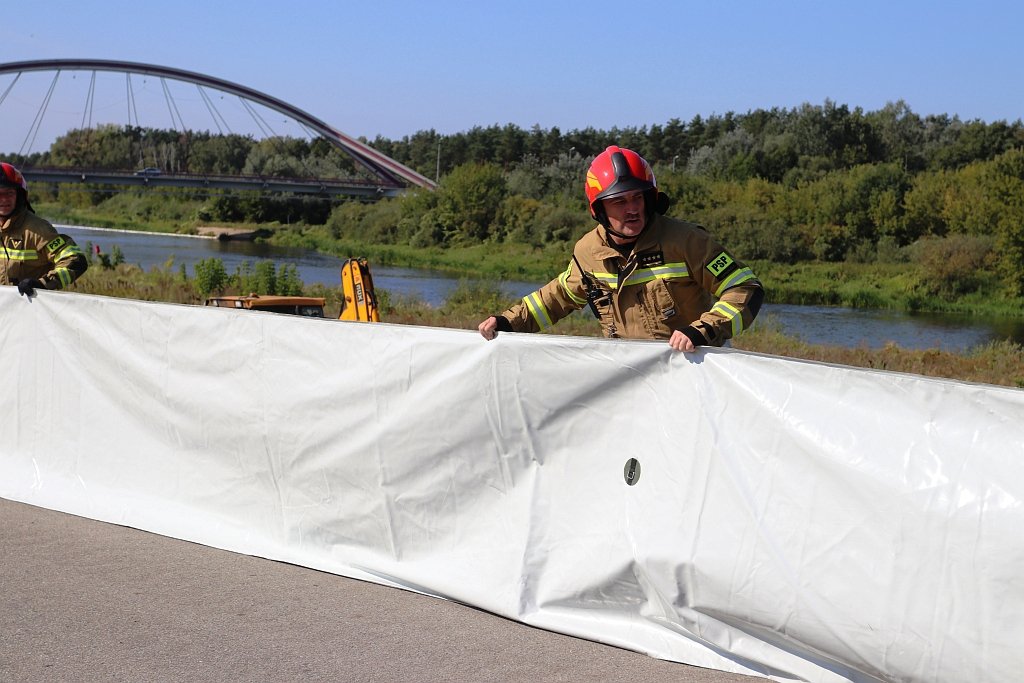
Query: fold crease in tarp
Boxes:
[{"xmin": 2, "ymin": 288, "xmax": 1022, "ymax": 683}]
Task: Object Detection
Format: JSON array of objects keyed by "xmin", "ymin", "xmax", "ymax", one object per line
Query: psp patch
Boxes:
[
  {"xmin": 706, "ymin": 251, "xmax": 736, "ymax": 279},
  {"xmin": 45, "ymin": 235, "xmax": 67, "ymax": 254}
]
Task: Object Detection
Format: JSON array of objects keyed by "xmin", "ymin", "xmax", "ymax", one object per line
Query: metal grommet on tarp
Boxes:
[{"xmin": 623, "ymin": 458, "xmax": 641, "ymax": 486}]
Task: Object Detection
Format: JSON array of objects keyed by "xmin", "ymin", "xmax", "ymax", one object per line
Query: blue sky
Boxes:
[{"xmin": 5, "ymin": 0, "xmax": 1024, "ymax": 152}]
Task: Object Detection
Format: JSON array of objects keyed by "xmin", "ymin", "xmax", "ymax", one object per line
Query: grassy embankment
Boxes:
[{"xmin": 44, "ymin": 203, "xmax": 1024, "ymax": 389}]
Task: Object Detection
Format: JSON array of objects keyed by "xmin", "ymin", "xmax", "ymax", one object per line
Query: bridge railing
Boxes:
[{"xmin": 21, "ymin": 166, "xmax": 403, "ymax": 198}]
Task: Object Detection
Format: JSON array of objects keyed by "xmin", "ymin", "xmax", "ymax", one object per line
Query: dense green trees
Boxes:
[{"xmin": 15, "ymin": 99, "xmax": 1022, "ymax": 181}]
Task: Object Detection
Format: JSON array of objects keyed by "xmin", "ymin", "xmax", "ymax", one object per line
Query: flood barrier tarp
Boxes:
[{"xmin": 1, "ymin": 288, "xmax": 1022, "ymax": 682}]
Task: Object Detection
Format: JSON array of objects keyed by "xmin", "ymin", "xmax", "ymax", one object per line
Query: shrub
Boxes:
[
  {"xmin": 811, "ymin": 224, "xmax": 852, "ymax": 262},
  {"xmin": 908, "ymin": 234, "xmax": 997, "ymax": 298},
  {"xmin": 193, "ymin": 257, "xmax": 228, "ymax": 297}
]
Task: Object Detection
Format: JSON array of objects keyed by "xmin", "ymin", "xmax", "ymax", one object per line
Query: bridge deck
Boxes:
[{"xmin": 23, "ymin": 168, "xmax": 401, "ymax": 198}]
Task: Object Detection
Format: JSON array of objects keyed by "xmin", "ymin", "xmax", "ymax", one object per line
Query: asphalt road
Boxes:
[{"xmin": 1, "ymin": 497, "xmax": 764, "ymax": 683}]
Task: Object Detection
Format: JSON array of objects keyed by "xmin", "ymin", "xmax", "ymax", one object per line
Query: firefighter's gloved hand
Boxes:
[{"xmin": 16, "ymin": 279, "xmax": 41, "ymax": 297}]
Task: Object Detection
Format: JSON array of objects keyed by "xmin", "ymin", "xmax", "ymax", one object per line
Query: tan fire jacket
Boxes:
[
  {"xmin": 500, "ymin": 215, "xmax": 763, "ymax": 346},
  {"xmin": 0, "ymin": 209, "xmax": 88, "ymax": 289}
]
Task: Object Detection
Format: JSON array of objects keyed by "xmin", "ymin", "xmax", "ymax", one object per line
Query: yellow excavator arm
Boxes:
[{"xmin": 339, "ymin": 257, "xmax": 380, "ymax": 322}]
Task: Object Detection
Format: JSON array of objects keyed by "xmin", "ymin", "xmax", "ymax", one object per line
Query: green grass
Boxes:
[{"xmin": 40, "ymin": 201, "xmax": 1024, "ymax": 320}]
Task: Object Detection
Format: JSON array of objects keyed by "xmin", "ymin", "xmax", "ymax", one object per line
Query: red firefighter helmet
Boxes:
[
  {"xmin": 584, "ymin": 146, "xmax": 658, "ymax": 222},
  {"xmin": 0, "ymin": 162, "xmax": 28, "ymax": 192},
  {"xmin": 0, "ymin": 162, "xmax": 30, "ymax": 215}
]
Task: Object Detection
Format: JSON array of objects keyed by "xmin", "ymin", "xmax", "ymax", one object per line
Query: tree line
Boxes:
[
  {"xmin": 7, "ymin": 98, "xmax": 1024, "ymax": 296},
  {"xmin": 12, "ymin": 99, "xmax": 1021, "ymax": 181}
]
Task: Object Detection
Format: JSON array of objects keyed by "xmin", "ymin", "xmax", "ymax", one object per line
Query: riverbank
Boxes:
[
  {"xmin": 195, "ymin": 226, "xmax": 263, "ymax": 240},
  {"xmin": 39, "ymin": 202, "xmax": 1024, "ymax": 320},
  {"xmin": 57, "ymin": 223, "xmax": 216, "ymax": 239},
  {"xmin": 55, "ymin": 221, "xmax": 264, "ymax": 242},
  {"xmin": 261, "ymin": 222, "xmax": 1024, "ymax": 321}
]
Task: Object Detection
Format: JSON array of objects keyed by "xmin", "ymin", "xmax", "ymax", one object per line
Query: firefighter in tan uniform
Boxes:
[
  {"xmin": 0, "ymin": 162, "xmax": 88, "ymax": 296},
  {"xmin": 478, "ymin": 146, "xmax": 763, "ymax": 352}
]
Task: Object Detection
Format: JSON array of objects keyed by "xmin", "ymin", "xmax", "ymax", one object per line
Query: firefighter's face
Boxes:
[
  {"xmin": 0, "ymin": 188, "xmax": 17, "ymax": 218},
  {"xmin": 603, "ymin": 191, "xmax": 646, "ymax": 242}
]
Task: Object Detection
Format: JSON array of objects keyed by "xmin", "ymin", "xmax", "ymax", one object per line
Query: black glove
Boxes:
[
  {"xmin": 16, "ymin": 279, "xmax": 41, "ymax": 297},
  {"xmin": 679, "ymin": 325, "xmax": 709, "ymax": 347}
]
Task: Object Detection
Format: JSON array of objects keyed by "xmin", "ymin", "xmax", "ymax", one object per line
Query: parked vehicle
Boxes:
[
  {"xmin": 339, "ymin": 257, "xmax": 379, "ymax": 322},
  {"xmin": 204, "ymin": 257, "xmax": 379, "ymax": 322},
  {"xmin": 205, "ymin": 294, "xmax": 326, "ymax": 317}
]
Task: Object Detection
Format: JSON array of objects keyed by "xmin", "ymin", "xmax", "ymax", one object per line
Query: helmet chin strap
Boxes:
[
  {"xmin": 596, "ymin": 207, "xmax": 646, "ymax": 244},
  {"xmin": 603, "ymin": 223, "xmax": 640, "ymax": 243},
  {"xmin": 595, "ymin": 189, "xmax": 662, "ymax": 244}
]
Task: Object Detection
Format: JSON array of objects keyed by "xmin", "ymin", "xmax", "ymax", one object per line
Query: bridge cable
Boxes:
[
  {"xmin": 81, "ymin": 70, "xmax": 97, "ymax": 130},
  {"xmin": 243, "ymin": 95, "xmax": 373, "ymax": 185},
  {"xmin": 126, "ymin": 74, "xmax": 145, "ymax": 168},
  {"xmin": 196, "ymin": 85, "xmax": 230, "ymax": 136},
  {"xmin": 160, "ymin": 77, "xmax": 186, "ymax": 132},
  {"xmin": 298, "ymin": 121, "xmax": 355, "ymax": 181},
  {"xmin": 20, "ymin": 69, "xmax": 60, "ymax": 157},
  {"xmin": 239, "ymin": 92, "xmax": 381, "ymax": 186},
  {"xmin": 239, "ymin": 97, "xmax": 275, "ymax": 138},
  {"xmin": 239, "ymin": 97, "xmax": 327, "ymax": 185},
  {"xmin": 2, "ymin": 61, "xmax": 410, "ymax": 193},
  {"xmin": 0, "ymin": 71, "xmax": 22, "ymax": 108},
  {"xmin": 125, "ymin": 72, "xmax": 139, "ymax": 128}
]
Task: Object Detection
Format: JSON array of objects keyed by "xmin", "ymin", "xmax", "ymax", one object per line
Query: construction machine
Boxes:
[
  {"xmin": 339, "ymin": 257, "xmax": 379, "ymax": 322},
  {"xmin": 205, "ymin": 294, "xmax": 327, "ymax": 317},
  {"xmin": 204, "ymin": 257, "xmax": 379, "ymax": 322}
]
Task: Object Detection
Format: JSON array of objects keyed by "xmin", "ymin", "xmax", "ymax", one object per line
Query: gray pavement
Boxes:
[{"xmin": 1, "ymin": 497, "xmax": 764, "ymax": 682}]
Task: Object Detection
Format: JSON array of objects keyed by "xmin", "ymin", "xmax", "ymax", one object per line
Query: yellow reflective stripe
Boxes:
[
  {"xmin": 622, "ymin": 262, "xmax": 689, "ymax": 287},
  {"xmin": 714, "ymin": 267, "xmax": 757, "ymax": 297},
  {"xmin": 711, "ymin": 300, "xmax": 744, "ymax": 336},
  {"xmin": 524, "ymin": 292, "xmax": 554, "ymax": 329},
  {"xmin": 558, "ymin": 262, "xmax": 587, "ymax": 305},
  {"xmin": 2, "ymin": 248, "xmax": 39, "ymax": 261},
  {"xmin": 55, "ymin": 244, "xmax": 83, "ymax": 261},
  {"xmin": 593, "ymin": 271, "xmax": 617, "ymax": 289},
  {"xmin": 54, "ymin": 267, "xmax": 73, "ymax": 288}
]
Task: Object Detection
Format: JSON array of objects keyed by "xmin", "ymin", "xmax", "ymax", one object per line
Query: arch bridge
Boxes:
[{"xmin": 0, "ymin": 59, "xmax": 436, "ymax": 198}]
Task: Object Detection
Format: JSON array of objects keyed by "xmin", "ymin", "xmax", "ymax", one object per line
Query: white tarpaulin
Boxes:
[{"xmin": 1, "ymin": 288, "xmax": 1022, "ymax": 682}]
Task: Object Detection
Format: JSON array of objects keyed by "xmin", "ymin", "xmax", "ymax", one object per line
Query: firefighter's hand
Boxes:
[
  {"xmin": 478, "ymin": 316, "xmax": 500, "ymax": 340},
  {"xmin": 668, "ymin": 329, "xmax": 696, "ymax": 352},
  {"xmin": 16, "ymin": 279, "xmax": 41, "ymax": 297}
]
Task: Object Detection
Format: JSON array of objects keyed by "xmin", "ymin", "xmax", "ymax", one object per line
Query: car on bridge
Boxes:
[{"xmin": 134, "ymin": 167, "xmax": 161, "ymax": 176}]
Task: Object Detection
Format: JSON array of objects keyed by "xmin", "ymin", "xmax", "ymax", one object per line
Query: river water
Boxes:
[
  {"xmin": 61, "ymin": 225, "xmax": 538, "ymax": 305},
  {"xmin": 62, "ymin": 225, "xmax": 1024, "ymax": 353}
]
